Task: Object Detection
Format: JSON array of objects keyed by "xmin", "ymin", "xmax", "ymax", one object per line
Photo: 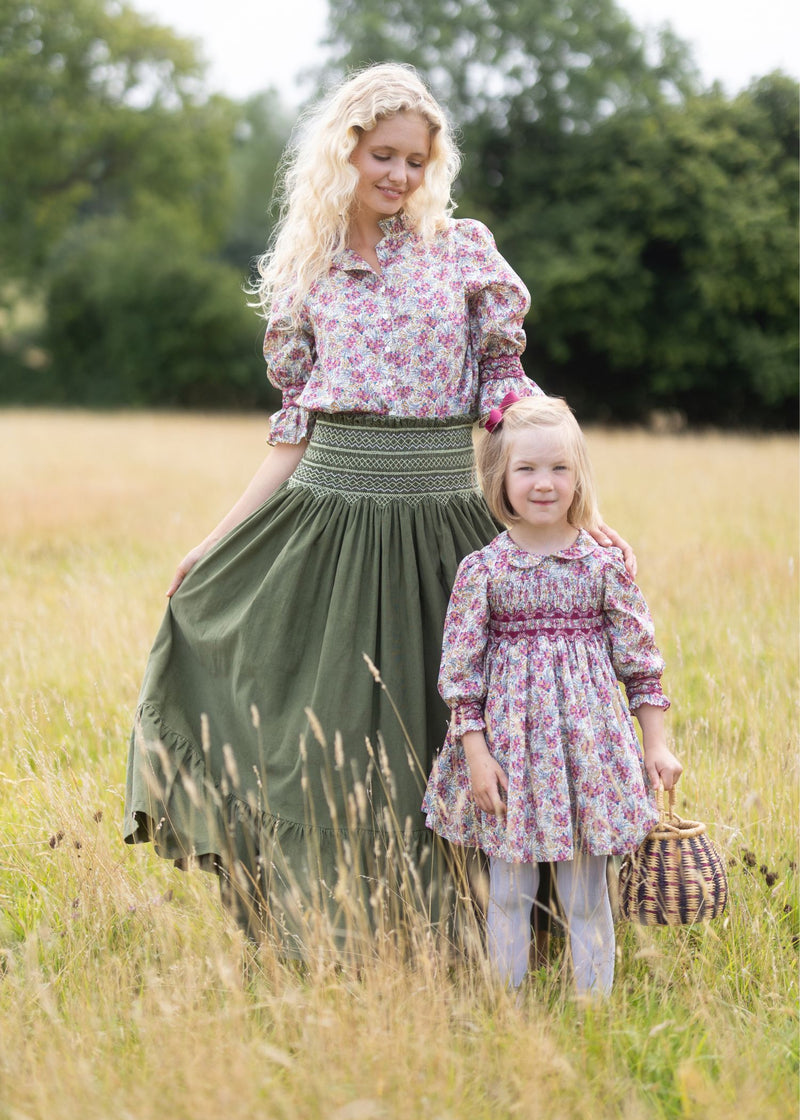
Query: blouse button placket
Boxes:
[{"xmin": 378, "ymin": 274, "xmax": 393, "ymax": 388}]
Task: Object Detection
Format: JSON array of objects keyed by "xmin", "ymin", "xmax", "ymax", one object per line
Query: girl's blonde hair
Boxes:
[
  {"xmin": 476, "ymin": 396, "xmax": 601, "ymax": 530},
  {"xmin": 254, "ymin": 62, "xmax": 460, "ymax": 323}
]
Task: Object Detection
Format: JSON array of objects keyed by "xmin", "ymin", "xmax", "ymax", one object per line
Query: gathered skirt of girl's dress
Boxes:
[{"xmin": 124, "ymin": 414, "xmax": 503, "ymax": 953}]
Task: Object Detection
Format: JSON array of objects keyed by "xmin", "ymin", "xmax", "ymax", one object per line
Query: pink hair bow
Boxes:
[{"xmin": 484, "ymin": 390, "xmax": 521, "ymax": 433}]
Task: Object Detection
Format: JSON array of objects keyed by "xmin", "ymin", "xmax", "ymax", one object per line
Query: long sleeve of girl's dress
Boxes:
[
  {"xmin": 455, "ymin": 218, "xmax": 543, "ymax": 415},
  {"xmin": 438, "ymin": 551, "xmax": 492, "ymax": 737},
  {"xmin": 263, "ymin": 293, "xmax": 317, "ymax": 446},
  {"xmin": 602, "ymin": 553, "xmax": 670, "ymax": 712}
]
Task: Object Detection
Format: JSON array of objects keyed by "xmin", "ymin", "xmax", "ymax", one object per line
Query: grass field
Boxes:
[{"xmin": 0, "ymin": 410, "xmax": 797, "ymax": 1119}]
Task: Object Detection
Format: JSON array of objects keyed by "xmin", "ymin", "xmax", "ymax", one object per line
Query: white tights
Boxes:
[{"xmin": 487, "ymin": 856, "xmax": 615, "ymax": 996}]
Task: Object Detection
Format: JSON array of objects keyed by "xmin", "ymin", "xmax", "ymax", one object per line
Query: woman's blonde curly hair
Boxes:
[{"xmin": 253, "ymin": 62, "xmax": 461, "ymax": 324}]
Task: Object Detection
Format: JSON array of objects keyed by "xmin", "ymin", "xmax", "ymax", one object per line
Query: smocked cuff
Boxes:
[
  {"xmin": 480, "ymin": 353, "xmax": 526, "ymax": 382},
  {"xmin": 451, "ymin": 702, "xmax": 486, "ymax": 738},
  {"xmin": 268, "ymin": 405, "xmax": 316, "ymax": 446},
  {"xmin": 626, "ymin": 683, "xmax": 671, "ymax": 712},
  {"xmin": 479, "ymin": 371, "xmax": 543, "ymax": 419}
]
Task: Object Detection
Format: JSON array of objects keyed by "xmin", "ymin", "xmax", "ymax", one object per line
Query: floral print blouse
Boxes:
[
  {"xmin": 422, "ymin": 531, "xmax": 669, "ymax": 861},
  {"xmin": 263, "ymin": 215, "xmax": 540, "ymax": 444}
]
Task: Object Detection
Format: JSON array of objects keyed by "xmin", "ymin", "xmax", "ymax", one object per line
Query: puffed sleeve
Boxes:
[
  {"xmin": 263, "ymin": 289, "xmax": 317, "ymax": 445},
  {"xmin": 438, "ymin": 551, "xmax": 491, "ymax": 737},
  {"xmin": 602, "ymin": 553, "xmax": 670, "ymax": 712},
  {"xmin": 455, "ymin": 218, "xmax": 543, "ymax": 415}
]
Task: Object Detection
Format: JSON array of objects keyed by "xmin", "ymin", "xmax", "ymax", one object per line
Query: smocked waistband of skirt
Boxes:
[{"xmin": 287, "ymin": 412, "xmax": 479, "ymax": 506}]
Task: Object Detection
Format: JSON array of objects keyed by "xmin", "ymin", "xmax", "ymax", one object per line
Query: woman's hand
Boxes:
[
  {"xmin": 165, "ymin": 440, "xmax": 308, "ymax": 599},
  {"xmin": 462, "ymin": 730, "xmax": 508, "ymax": 816},
  {"xmin": 589, "ymin": 520, "xmax": 637, "ymax": 578},
  {"xmin": 166, "ymin": 539, "xmax": 216, "ymax": 597}
]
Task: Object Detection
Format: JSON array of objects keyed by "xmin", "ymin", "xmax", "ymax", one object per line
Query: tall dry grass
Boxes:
[{"xmin": 0, "ymin": 410, "xmax": 797, "ymax": 1120}]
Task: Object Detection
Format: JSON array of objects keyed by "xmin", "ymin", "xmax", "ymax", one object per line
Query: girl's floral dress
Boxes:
[{"xmin": 422, "ymin": 530, "xmax": 669, "ymax": 862}]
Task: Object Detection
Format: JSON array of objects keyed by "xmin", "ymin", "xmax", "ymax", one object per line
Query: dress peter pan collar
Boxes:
[{"xmin": 495, "ymin": 529, "xmax": 599, "ymax": 569}]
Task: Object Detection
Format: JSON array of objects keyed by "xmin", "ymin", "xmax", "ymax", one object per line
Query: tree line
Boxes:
[{"xmin": 0, "ymin": 0, "xmax": 796, "ymax": 427}]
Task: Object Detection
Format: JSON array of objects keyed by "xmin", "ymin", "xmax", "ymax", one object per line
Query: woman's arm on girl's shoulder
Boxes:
[
  {"xmin": 589, "ymin": 521, "xmax": 636, "ymax": 577},
  {"xmin": 166, "ymin": 440, "xmax": 307, "ymax": 597}
]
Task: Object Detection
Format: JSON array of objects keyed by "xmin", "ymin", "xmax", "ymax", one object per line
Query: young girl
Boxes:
[
  {"xmin": 423, "ymin": 394, "xmax": 681, "ymax": 994},
  {"xmin": 124, "ymin": 63, "xmax": 632, "ymax": 952}
]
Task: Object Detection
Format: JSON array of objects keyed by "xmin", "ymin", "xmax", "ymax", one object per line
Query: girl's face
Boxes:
[
  {"xmin": 504, "ymin": 426, "xmax": 577, "ymax": 535},
  {"xmin": 350, "ymin": 112, "xmax": 430, "ymax": 225}
]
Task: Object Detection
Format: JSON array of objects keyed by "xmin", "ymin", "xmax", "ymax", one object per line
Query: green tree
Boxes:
[
  {"xmin": 0, "ymin": 0, "xmax": 293, "ymax": 409},
  {"xmin": 0, "ymin": 0, "xmax": 237, "ymax": 287},
  {"xmin": 321, "ymin": 0, "xmax": 699, "ymax": 131},
  {"xmin": 37, "ymin": 206, "xmax": 275, "ymax": 408},
  {"xmin": 481, "ymin": 75, "xmax": 798, "ymax": 426}
]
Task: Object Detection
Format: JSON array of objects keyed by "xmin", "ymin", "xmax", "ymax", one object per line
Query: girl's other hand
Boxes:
[
  {"xmin": 471, "ymin": 753, "xmax": 508, "ymax": 816},
  {"xmin": 467, "ymin": 752, "xmax": 509, "ymax": 817},
  {"xmin": 460, "ymin": 731, "xmax": 508, "ymax": 816},
  {"xmin": 166, "ymin": 541, "xmax": 214, "ymax": 597},
  {"xmin": 590, "ymin": 521, "xmax": 637, "ymax": 578}
]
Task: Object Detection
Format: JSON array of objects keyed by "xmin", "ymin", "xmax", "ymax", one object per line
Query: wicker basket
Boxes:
[{"xmin": 618, "ymin": 789, "xmax": 728, "ymax": 925}]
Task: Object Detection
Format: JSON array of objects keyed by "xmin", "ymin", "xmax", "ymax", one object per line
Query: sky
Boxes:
[{"xmin": 136, "ymin": 0, "xmax": 799, "ymax": 105}]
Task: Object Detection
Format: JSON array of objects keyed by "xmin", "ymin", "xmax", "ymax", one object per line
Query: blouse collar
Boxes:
[
  {"xmin": 332, "ymin": 213, "xmax": 410, "ymax": 273},
  {"xmin": 495, "ymin": 529, "xmax": 599, "ymax": 569},
  {"xmin": 377, "ymin": 212, "xmax": 409, "ymax": 242}
]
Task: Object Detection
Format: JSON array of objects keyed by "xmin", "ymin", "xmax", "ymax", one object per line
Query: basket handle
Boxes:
[{"xmin": 656, "ymin": 786, "xmax": 676, "ymax": 823}]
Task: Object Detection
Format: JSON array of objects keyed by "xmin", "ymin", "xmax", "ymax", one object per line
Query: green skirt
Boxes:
[{"xmin": 124, "ymin": 414, "xmax": 504, "ymax": 952}]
